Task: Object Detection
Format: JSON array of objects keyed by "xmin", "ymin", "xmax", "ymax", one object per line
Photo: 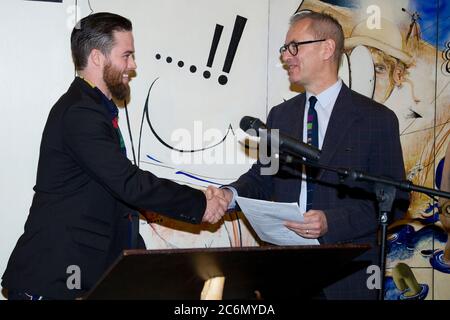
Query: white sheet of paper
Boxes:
[{"xmin": 236, "ymin": 196, "xmax": 320, "ymax": 246}]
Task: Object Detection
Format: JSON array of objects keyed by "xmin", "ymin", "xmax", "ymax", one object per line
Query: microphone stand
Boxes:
[{"xmin": 280, "ymin": 153, "xmax": 450, "ymax": 300}]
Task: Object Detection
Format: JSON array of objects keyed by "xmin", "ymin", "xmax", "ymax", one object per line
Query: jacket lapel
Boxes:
[
  {"xmin": 292, "ymin": 94, "xmax": 306, "ymax": 141},
  {"xmin": 316, "ymin": 84, "xmax": 361, "ymax": 180}
]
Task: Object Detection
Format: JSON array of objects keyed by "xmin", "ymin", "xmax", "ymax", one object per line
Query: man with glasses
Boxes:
[{"xmin": 209, "ymin": 11, "xmax": 408, "ymax": 299}]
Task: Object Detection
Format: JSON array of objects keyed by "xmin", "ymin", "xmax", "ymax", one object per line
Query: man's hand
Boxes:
[
  {"xmin": 204, "ymin": 186, "xmax": 233, "ymax": 206},
  {"xmin": 201, "ymin": 186, "xmax": 229, "ymax": 224},
  {"xmin": 284, "ymin": 209, "xmax": 328, "ymax": 239}
]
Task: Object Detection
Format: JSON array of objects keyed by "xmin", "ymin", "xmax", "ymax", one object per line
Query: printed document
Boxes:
[{"xmin": 235, "ymin": 196, "xmax": 320, "ymax": 246}]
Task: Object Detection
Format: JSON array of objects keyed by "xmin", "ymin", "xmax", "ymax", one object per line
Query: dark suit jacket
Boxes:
[
  {"xmin": 230, "ymin": 84, "xmax": 408, "ymax": 299},
  {"xmin": 2, "ymin": 77, "xmax": 207, "ymax": 299}
]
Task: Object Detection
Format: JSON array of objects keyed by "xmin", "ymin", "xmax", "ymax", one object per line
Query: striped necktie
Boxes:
[{"xmin": 306, "ymin": 96, "xmax": 318, "ymax": 211}]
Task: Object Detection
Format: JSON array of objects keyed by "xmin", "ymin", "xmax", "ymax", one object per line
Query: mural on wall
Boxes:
[
  {"xmin": 295, "ymin": 0, "xmax": 450, "ymax": 300},
  {"xmin": 133, "ymin": 1, "xmax": 267, "ymax": 249},
  {"xmin": 137, "ymin": 13, "xmax": 250, "ymax": 186}
]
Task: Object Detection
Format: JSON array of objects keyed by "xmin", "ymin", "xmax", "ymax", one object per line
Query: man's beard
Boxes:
[{"xmin": 103, "ymin": 62, "xmax": 130, "ymax": 101}]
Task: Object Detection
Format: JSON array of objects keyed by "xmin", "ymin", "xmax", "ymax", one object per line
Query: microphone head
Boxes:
[{"xmin": 240, "ymin": 116, "xmax": 267, "ymax": 132}]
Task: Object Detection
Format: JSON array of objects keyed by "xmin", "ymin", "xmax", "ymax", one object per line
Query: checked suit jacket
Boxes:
[
  {"xmin": 2, "ymin": 77, "xmax": 207, "ymax": 299},
  {"xmin": 230, "ymin": 83, "xmax": 409, "ymax": 300}
]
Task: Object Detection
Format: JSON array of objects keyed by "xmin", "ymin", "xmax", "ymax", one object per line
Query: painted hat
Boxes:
[{"xmin": 345, "ymin": 18, "xmax": 413, "ymax": 65}]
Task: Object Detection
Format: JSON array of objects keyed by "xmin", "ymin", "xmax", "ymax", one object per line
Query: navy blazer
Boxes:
[
  {"xmin": 2, "ymin": 77, "xmax": 207, "ymax": 299},
  {"xmin": 231, "ymin": 84, "xmax": 409, "ymax": 299}
]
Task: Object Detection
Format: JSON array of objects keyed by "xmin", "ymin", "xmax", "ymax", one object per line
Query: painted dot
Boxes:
[
  {"xmin": 218, "ymin": 75, "xmax": 228, "ymax": 85},
  {"xmin": 178, "ymin": 61, "xmax": 184, "ymax": 67},
  {"xmin": 155, "ymin": 53, "xmax": 161, "ymax": 60},
  {"xmin": 190, "ymin": 65, "xmax": 197, "ymax": 73},
  {"xmin": 421, "ymin": 249, "xmax": 434, "ymax": 257},
  {"xmin": 203, "ymin": 71, "xmax": 211, "ymax": 79},
  {"xmin": 166, "ymin": 57, "xmax": 172, "ymax": 63}
]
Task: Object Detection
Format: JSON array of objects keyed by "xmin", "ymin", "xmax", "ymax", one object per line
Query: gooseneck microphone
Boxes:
[{"xmin": 240, "ymin": 116, "xmax": 321, "ymax": 162}]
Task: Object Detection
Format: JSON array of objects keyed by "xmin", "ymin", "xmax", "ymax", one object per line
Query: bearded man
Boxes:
[{"xmin": 2, "ymin": 12, "xmax": 227, "ymax": 300}]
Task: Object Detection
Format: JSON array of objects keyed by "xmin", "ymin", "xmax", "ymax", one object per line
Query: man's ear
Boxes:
[
  {"xmin": 322, "ymin": 39, "xmax": 336, "ymax": 61},
  {"xmin": 89, "ymin": 49, "xmax": 105, "ymax": 68}
]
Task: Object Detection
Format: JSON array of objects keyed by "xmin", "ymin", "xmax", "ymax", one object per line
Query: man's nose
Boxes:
[
  {"xmin": 280, "ymin": 49, "xmax": 293, "ymax": 62},
  {"xmin": 129, "ymin": 55, "xmax": 137, "ymax": 69}
]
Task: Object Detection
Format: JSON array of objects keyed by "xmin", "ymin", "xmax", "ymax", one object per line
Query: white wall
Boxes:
[{"xmin": 0, "ymin": 0, "xmax": 76, "ymax": 299}]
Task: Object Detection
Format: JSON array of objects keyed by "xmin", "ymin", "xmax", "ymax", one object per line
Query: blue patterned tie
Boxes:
[{"xmin": 306, "ymin": 96, "xmax": 318, "ymax": 211}]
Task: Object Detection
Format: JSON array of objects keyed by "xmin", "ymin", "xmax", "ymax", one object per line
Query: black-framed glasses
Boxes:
[{"xmin": 279, "ymin": 39, "xmax": 326, "ymax": 56}]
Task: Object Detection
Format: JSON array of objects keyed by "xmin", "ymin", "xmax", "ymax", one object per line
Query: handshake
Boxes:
[{"xmin": 201, "ymin": 186, "xmax": 234, "ymax": 224}]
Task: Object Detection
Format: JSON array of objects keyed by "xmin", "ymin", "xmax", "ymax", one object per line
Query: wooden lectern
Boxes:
[{"xmin": 85, "ymin": 244, "xmax": 370, "ymax": 300}]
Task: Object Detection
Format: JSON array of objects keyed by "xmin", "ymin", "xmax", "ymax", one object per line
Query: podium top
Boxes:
[{"xmin": 86, "ymin": 244, "xmax": 371, "ymax": 300}]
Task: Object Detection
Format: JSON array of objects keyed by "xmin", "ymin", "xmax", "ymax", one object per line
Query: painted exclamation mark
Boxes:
[
  {"xmin": 204, "ymin": 24, "xmax": 224, "ymax": 79},
  {"xmin": 219, "ymin": 15, "xmax": 247, "ymax": 85}
]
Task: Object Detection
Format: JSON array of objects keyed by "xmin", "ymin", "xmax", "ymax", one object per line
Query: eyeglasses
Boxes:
[{"xmin": 279, "ymin": 39, "xmax": 326, "ymax": 56}]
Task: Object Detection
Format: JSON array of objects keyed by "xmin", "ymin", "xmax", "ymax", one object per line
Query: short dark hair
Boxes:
[
  {"xmin": 71, "ymin": 12, "xmax": 132, "ymax": 71},
  {"xmin": 290, "ymin": 11, "xmax": 344, "ymax": 68}
]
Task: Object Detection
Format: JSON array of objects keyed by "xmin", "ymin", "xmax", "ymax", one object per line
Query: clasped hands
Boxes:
[
  {"xmin": 201, "ymin": 186, "xmax": 328, "ymax": 239},
  {"xmin": 201, "ymin": 186, "xmax": 233, "ymax": 224}
]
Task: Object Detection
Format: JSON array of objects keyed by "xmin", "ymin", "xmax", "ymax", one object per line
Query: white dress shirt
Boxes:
[{"xmin": 299, "ymin": 79, "xmax": 342, "ymax": 213}]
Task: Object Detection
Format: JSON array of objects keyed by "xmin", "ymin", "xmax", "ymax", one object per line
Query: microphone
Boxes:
[{"xmin": 240, "ymin": 116, "xmax": 321, "ymax": 161}]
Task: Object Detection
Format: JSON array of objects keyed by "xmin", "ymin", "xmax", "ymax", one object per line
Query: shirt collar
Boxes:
[
  {"xmin": 80, "ymin": 76, "xmax": 96, "ymax": 89},
  {"xmin": 78, "ymin": 76, "xmax": 119, "ymax": 119},
  {"xmin": 306, "ymin": 79, "xmax": 342, "ymax": 110}
]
